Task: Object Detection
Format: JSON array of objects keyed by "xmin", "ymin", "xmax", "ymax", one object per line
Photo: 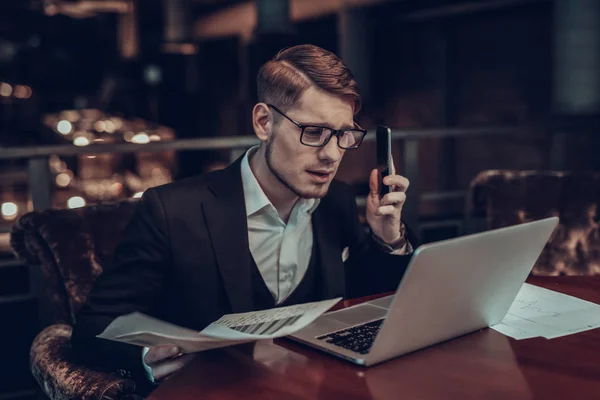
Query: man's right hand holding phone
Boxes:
[{"xmin": 367, "ymin": 125, "xmax": 411, "ymax": 253}]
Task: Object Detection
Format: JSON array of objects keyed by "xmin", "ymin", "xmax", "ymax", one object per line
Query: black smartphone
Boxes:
[{"xmin": 376, "ymin": 125, "xmax": 392, "ymax": 197}]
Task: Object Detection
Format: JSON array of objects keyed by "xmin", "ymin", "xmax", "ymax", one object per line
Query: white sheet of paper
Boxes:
[
  {"xmin": 491, "ymin": 283, "xmax": 600, "ymax": 340},
  {"xmin": 491, "ymin": 315, "xmax": 541, "ymax": 340},
  {"xmin": 97, "ymin": 298, "xmax": 341, "ymax": 353},
  {"xmin": 205, "ymin": 298, "xmax": 341, "ymax": 338}
]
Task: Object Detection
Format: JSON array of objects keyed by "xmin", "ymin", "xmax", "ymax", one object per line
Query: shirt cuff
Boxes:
[
  {"xmin": 372, "ymin": 233, "xmax": 414, "ymax": 255},
  {"xmin": 142, "ymin": 347, "xmax": 155, "ymax": 383},
  {"xmin": 389, "ymin": 239, "xmax": 414, "ymax": 255}
]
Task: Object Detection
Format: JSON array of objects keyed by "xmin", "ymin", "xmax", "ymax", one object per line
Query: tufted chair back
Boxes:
[{"xmin": 11, "ymin": 200, "xmax": 139, "ymax": 324}]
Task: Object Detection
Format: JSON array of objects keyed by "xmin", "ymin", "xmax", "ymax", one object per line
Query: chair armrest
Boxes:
[{"xmin": 30, "ymin": 324, "xmax": 140, "ymax": 400}]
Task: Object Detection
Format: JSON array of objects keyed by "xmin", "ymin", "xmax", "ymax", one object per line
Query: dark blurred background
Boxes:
[{"xmin": 1, "ymin": 0, "xmax": 599, "ymax": 398}]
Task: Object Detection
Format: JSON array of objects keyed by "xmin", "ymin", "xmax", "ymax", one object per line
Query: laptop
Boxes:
[{"xmin": 289, "ymin": 217, "xmax": 559, "ymax": 366}]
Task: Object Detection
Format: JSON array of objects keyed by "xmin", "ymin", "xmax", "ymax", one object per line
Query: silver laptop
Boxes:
[{"xmin": 289, "ymin": 217, "xmax": 559, "ymax": 366}]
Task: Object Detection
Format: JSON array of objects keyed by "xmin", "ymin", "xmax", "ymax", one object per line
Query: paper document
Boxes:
[
  {"xmin": 491, "ymin": 283, "xmax": 600, "ymax": 340},
  {"xmin": 97, "ymin": 298, "xmax": 341, "ymax": 353}
]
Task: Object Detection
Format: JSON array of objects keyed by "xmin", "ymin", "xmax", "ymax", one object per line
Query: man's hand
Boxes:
[
  {"xmin": 366, "ymin": 167, "xmax": 409, "ymax": 245},
  {"xmin": 144, "ymin": 345, "xmax": 196, "ymax": 381}
]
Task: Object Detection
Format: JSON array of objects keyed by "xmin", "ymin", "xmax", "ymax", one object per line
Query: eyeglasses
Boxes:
[{"xmin": 267, "ymin": 104, "xmax": 367, "ymax": 150}]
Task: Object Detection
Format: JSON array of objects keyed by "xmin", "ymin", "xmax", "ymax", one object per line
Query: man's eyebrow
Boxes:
[{"xmin": 299, "ymin": 120, "xmax": 357, "ymax": 130}]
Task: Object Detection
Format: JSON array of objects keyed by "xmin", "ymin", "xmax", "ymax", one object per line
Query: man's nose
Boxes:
[{"xmin": 318, "ymin": 134, "xmax": 343, "ymax": 163}]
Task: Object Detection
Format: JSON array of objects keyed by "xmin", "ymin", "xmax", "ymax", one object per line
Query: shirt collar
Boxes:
[
  {"xmin": 241, "ymin": 146, "xmax": 271, "ymax": 217},
  {"xmin": 240, "ymin": 146, "xmax": 320, "ymax": 218}
]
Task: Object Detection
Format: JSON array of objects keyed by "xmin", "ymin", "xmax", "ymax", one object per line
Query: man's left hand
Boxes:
[{"xmin": 366, "ymin": 167, "xmax": 409, "ymax": 245}]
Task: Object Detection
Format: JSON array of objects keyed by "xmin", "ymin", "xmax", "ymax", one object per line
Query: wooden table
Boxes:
[{"xmin": 147, "ymin": 276, "xmax": 600, "ymax": 400}]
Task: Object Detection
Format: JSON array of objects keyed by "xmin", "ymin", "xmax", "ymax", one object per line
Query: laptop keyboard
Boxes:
[{"xmin": 316, "ymin": 319, "xmax": 384, "ymax": 355}]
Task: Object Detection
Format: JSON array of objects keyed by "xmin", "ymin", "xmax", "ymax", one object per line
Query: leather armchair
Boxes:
[
  {"xmin": 11, "ymin": 200, "xmax": 146, "ymax": 400},
  {"xmin": 469, "ymin": 170, "xmax": 600, "ymax": 275}
]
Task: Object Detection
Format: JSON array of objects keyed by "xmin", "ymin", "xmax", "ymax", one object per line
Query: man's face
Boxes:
[{"xmin": 265, "ymin": 87, "xmax": 354, "ymax": 199}]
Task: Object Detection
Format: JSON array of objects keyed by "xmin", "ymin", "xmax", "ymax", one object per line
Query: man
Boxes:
[{"xmin": 71, "ymin": 44, "xmax": 417, "ymax": 385}]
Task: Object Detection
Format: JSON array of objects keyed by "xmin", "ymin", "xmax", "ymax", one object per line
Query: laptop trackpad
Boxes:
[{"xmin": 325, "ymin": 304, "xmax": 387, "ymax": 326}]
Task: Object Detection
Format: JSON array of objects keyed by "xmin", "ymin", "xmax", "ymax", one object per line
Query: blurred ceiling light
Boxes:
[
  {"xmin": 55, "ymin": 173, "xmax": 71, "ymax": 187},
  {"xmin": 23, "ymin": 86, "xmax": 32, "ymax": 98},
  {"xmin": 67, "ymin": 196, "xmax": 86, "ymax": 209},
  {"xmin": 95, "ymin": 120, "xmax": 106, "ymax": 132},
  {"xmin": 13, "ymin": 85, "xmax": 28, "ymax": 99},
  {"xmin": 0, "ymin": 41, "xmax": 16, "ymax": 62},
  {"xmin": 61, "ymin": 110, "xmax": 80, "ymax": 122},
  {"xmin": 87, "ymin": 155, "xmax": 97, "ymax": 159},
  {"xmin": 110, "ymin": 182, "xmax": 124, "ymax": 196},
  {"xmin": 104, "ymin": 120, "xmax": 116, "ymax": 133},
  {"xmin": 0, "ymin": 82, "xmax": 12, "ymax": 97},
  {"xmin": 110, "ymin": 117, "xmax": 123, "ymax": 130},
  {"xmin": 57, "ymin": 120, "xmax": 73, "ymax": 135},
  {"xmin": 144, "ymin": 65, "xmax": 162, "ymax": 85},
  {"xmin": 44, "ymin": 4, "xmax": 58, "ymax": 16},
  {"xmin": 49, "ymin": 155, "xmax": 62, "ymax": 171},
  {"xmin": 56, "ymin": 1, "xmax": 129, "ymax": 17},
  {"xmin": 73, "ymin": 136, "xmax": 90, "ymax": 147},
  {"xmin": 133, "ymin": 191, "xmax": 144, "ymax": 198},
  {"xmin": 1, "ymin": 202, "xmax": 18, "ymax": 220},
  {"xmin": 149, "ymin": 134, "xmax": 161, "ymax": 142},
  {"xmin": 161, "ymin": 43, "xmax": 197, "ymax": 55},
  {"xmin": 48, "ymin": 154, "xmax": 67, "ymax": 173},
  {"xmin": 132, "ymin": 132, "xmax": 150, "ymax": 144}
]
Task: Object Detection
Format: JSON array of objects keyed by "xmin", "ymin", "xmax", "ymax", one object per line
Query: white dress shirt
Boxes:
[{"xmin": 241, "ymin": 146, "xmax": 320, "ymax": 304}]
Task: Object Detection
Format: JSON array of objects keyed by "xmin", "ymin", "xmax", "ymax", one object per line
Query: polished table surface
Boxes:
[{"xmin": 147, "ymin": 276, "xmax": 600, "ymax": 400}]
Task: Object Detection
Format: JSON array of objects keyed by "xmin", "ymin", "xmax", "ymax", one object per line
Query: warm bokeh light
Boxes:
[
  {"xmin": 55, "ymin": 173, "xmax": 71, "ymax": 187},
  {"xmin": 110, "ymin": 182, "xmax": 124, "ymax": 196},
  {"xmin": 61, "ymin": 110, "xmax": 80, "ymax": 122},
  {"xmin": 67, "ymin": 196, "xmax": 86, "ymax": 209},
  {"xmin": 110, "ymin": 117, "xmax": 123, "ymax": 130},
  {"xmin": 149, "ymin": 134, "xmax": 161, "ymax": 142},
  {"xmin": 132, "ymin": 132, "xmax": 150, "ymax": 144},
  {"xmin": 0, "ymin": 82, "xmax": 13, "ymax": 97},
  {"xmin": 94, "ymin": 120, "xmax": 106, "ymax": 132},
  {"xmin": 73, "ymin": 136, "xmax": 90, "ymax": 146},
  {"xmin": 104, "ymin": 120, "xmax": 116, "ymax": 133},
  {"xmin": 1, "ymin": 202, "xmax": 18, "ymax": 220},
  {"xmin": 57, "ymin": 120, "xmax": 73, "ymax": 135},
  {"xmin": 22, "ymin": 85, "xmax": 32, "ymax": 99},
  {"xmin": 44, "ymin": 4, "xmax": 58, "ymax": 16},
  {"xmin": 13, "ymin": 85, "xmax": 29, "ymax": 99}
]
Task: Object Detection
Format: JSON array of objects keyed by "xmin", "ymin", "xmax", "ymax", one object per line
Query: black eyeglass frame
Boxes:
[{"xmin": 266, "ymin": 104, "xmax": 368, "ymax": 150}]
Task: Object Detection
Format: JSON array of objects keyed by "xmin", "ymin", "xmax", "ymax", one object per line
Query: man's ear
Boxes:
[{"xmin": 252, "ymin": 103, "xmax": 272, "ymax": 142}]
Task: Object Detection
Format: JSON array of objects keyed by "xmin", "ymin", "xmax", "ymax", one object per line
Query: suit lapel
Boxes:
[
  {"xmin": 313, "ymin": 203, "xmax": 346, "ymax": 299},
  {"xmin": 202, "ymin": 158, "xmax": 254, "ymax": 313}
]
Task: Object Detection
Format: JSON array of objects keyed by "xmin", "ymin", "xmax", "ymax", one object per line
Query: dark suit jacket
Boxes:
[{"xmin": 71, "ymin": 157, "xmax": 416, "ymax": 380}]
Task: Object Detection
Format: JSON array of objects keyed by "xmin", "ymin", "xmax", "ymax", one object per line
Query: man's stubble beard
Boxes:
[{"xmin": 265, "ymin": 135, "xmax": 330, "ymax": 200}]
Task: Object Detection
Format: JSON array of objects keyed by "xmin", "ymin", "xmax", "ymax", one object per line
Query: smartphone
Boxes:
[{"xmin": 376, "ymin": 125, "xmax": 392, "ymax": 197}]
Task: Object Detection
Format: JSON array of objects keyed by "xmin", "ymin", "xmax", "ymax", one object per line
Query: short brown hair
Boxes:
[{"xmin": 257, "ymin": 44, "xmax": 361, "ymax": 116}]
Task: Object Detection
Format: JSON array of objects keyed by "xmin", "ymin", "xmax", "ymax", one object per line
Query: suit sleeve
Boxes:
[
  {"xmin": 343, "ymin": 186, "xmax": 418, "ymax": 298},
  {"xmin": 71, "ymin": 188, "xmax": 170, "ymax": 380}
]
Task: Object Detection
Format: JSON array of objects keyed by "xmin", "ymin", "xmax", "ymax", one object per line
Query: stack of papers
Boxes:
[
  {"xmin": 491, "ymin": 283, "xmax": 600, "ymax": 340},
  {"xmin": 97, "ymin": 298, "xmax": 341, "ymax": 353}
]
